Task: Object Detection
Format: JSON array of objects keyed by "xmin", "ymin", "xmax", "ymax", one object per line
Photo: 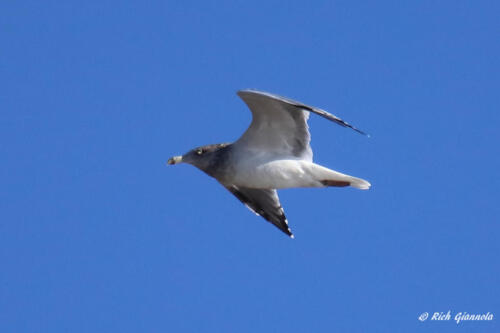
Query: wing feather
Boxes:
[
  {"xmin": 224, "ymin": 185, "xmax": 294, "ymax": 238},
  {"xmin": 235, "ymin": 90, "xmax": 367, "ymax": 162},
  {"xmin": 238, "ymin": 90, "xmax": 368, "ymax": 136}
]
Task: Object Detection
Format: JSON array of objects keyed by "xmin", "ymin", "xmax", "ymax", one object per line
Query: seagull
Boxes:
[{"xmin": 168, "ymin": 90, "xmax": 370, "ymax": 238}]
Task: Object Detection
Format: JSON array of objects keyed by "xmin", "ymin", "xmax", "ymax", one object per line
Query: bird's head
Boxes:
[{"xmin": 167, "ymin": 143, "xmax": 230, "ymax": 173}]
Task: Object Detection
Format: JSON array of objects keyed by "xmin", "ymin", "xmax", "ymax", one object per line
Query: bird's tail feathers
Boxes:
[
  {"xmin": 348, "ymin": 177, "xmax": 371, "ymax": 190},
  {"xmin": 312, "ymin": 164, "xmax": 371, "ymax": 190},
  {"xmin": 320, "ymin": 176, "xmax": 370, "ymax": 189}
]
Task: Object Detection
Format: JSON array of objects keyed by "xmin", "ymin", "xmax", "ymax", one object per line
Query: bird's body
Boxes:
[
  {"xmin": 227, "ymin": 157, "xmax": 368, "ymax": 190},
  {"xmin": 168, "ymin": 90, "xmax": 370, "ymax": 237}
]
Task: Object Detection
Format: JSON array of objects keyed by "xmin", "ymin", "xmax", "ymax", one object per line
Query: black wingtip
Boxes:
[
  {"xmin": 353, "ymin": 127, "xmax": 370, "ymax": 137},
  {"xmin": 278, "ymin": 222, "xmax": 294, "ymax": 238},
  {"xmin": 342, "ymin": 120, "xmax": 369, "ymax": 137}
]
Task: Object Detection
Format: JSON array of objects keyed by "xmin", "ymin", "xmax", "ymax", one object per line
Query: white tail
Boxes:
[
  {"xmin": 310, "ymin": 163, "xmax": 371, "ymax": 190},
  {"xmin": 348, "ymin": 176, "xmax": 371, "ymax": 190}
]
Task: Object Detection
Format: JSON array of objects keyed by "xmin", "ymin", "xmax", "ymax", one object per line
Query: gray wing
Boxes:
[
  {"xmin": 224, "ymin": 185, "xmax": 293, "ymax": 238},
  {"xmin": 236, "ymin": 90, "xmax": 367, "ymax": 161}
]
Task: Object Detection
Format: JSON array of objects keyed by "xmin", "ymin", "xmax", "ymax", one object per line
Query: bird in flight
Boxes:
[{"xmin": 168, "ymin": 90, "xmax": 370, "ymax": 238}]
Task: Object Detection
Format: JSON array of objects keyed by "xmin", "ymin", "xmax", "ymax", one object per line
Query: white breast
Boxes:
[{"xmin": 231, "ymin": 158, "xmax": 324, "ymax": 189}]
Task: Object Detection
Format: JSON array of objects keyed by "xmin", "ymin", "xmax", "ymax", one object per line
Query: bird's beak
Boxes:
[{"xmin": 167, "ymin": 155, "xmax": 183, "ymax": 165}]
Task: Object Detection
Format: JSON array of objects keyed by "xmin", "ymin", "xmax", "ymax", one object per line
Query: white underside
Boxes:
[{"xmin": 228, "ymin": 158, "xmax": 370, "ymax": 190}]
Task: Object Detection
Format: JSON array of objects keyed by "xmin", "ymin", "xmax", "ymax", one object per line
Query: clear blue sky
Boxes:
[{"xmin": 1, "ymin": 1, "xmax": 499, "ymax": 332}]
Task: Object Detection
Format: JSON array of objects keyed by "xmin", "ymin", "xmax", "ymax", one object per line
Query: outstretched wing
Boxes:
[
  {"xmin": 236, "ymin": 90, "xmax": 367, "ymax": 161},
  {"xmin": 224, "ymin": 185, "xmax": 293, "ymax": 238}
]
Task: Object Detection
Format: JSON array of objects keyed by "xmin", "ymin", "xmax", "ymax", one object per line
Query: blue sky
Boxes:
[{"xmin": 1, "ymin": 1, "xmax": 499, "ymax": 332}]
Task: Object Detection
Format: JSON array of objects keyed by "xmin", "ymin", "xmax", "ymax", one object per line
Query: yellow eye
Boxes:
[{"xmin": 196, "ymin": 149, "xmax": 203, "ymax": 155}]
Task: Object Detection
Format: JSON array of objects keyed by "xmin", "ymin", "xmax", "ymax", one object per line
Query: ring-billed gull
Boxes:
[{"xmin": 168, "ymin": 90, "xmax": 370, "ymax": 238}]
